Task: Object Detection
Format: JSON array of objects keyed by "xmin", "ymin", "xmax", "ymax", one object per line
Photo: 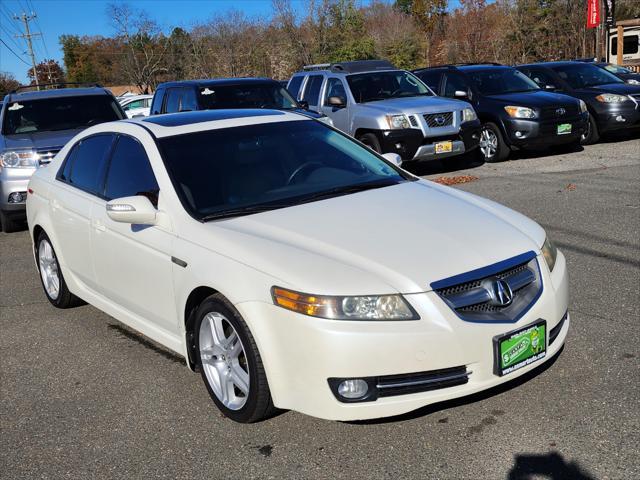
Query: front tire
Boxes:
[
  {"xmin": 479, "ymin": 123, "xmax": 509, "ymax": 162},
  {"xmin": 357, "ymin": 132, "xmax": 382, "ymax": 153},
  {"xmin": 195, "ymin": 294, "xmax": 276, "ymax": 423},
  {"xmin": 580, "ymin": 113, "xmax": 600, "ymax": 145},
  {"xmin": 36, "ymin": 231, "xmax": 83, "ymax": 308}
]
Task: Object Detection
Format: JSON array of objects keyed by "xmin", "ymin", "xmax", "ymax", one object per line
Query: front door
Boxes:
[{"xmin": 321, "ymin": 77, "xmax": 350, "ymax": 133}]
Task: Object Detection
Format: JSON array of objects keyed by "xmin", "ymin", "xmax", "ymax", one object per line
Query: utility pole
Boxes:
[{"xmin": 14, "ymin": 13, "xmax": 41, "ymax": 90}]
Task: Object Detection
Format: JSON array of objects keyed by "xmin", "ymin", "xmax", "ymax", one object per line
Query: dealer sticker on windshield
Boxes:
[
  {"xmin": 493, "ymin": 321, "xmax": 546, "ymax": 376},
  {"xmin": 557, "ymin": 123, "xmax": 572, "ymax": 135}
]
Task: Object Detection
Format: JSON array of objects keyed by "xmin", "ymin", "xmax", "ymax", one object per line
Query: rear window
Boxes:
[
  {"xmin": 198, "ymin": 84, "xmax": 298, "ymax": 110},
  {"xmin": 2, "ymin": 95, "xmax": 124, "ymax": 135}
]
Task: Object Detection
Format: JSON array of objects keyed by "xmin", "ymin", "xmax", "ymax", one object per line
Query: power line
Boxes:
[
  {"xmin": 13, "ymin": 12, "xmax": 42, "ymax": 89},
  {"xmin": 0, "ymin": 38, "xmax": 31, "ymax": 66}
]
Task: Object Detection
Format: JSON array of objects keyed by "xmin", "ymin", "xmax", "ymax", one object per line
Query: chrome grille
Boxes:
[
  {"xmin": 35, "ymin": 147, "xmax": 62, "ymax": 165},
  {"xmin": 409, "ymin": 115, "xmax": 419, "ymax": 127},
  {"xmin": 433, "ymin": 252, "xmax": 542, "ymax": 323},
  {"xmin": 423, "ymin": 112, "xmax": 453, "ymax": 128},
  {"xmin": 540, "ymin": 105, "xmax": 580, "ymax": 119}
]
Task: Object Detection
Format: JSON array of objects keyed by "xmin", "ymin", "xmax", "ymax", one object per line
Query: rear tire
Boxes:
[
  {"xmin": 479, "ymin": 123, "xmax": 509, "ymax": 162},
  {"xmin": 36, "ymin": 231, "xmax": 84, "ymax": 308},
  {"xmin": 580, "ymin": 113, "xmax": 600, "ymax": 145},
  {"xmin": 0, "ymin": 210, "xmax": 22, "ymax": 233},
  {"xmin": 357, "ymin": 133, "xmax": 382, "ymax": 153},
  {"xmin": 195, "ymin": 294, "xmax": 277, "ymax": 423}
]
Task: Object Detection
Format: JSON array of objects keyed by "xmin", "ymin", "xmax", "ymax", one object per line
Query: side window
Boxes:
[
  {"xmin": 123, "ymin": 100, "xmax": 143, "ymax": 111},
  {"xmin": 415, "ymin": 70, "xmax": 442, "ymax": 93},
  {"xmin": 64, "ymin": 135, "xmax": 114, "ymax": 195},
  {"xmin": 302, "ymin": 75, "xmax": 323, "ymax": 107},
  {"xmin": 104, "ymin": 135, "xmax": 159, "ymax": 207},
  {"xmin": 287, "ymin": 76, "xmax": 304, "ymax": 99},
  {"xmin": 525, "ymin": 68, "xmax": 556, "ymax": 88},
  {"xmin": 443, "ymin": 74, "xmax": 469, "ymax": 98},
  {"xmin": 324, "ymin": 78, "xmax": 347, "ymax": 103},
  {"xmin": 57, "ymin": 144, "xmax": 79, "ymax": 181},
  {"xmin": 150, "ymin": 90, "xmax": 164, "ymax": 115},
  {"xmin": 164, "ymin": 88, "xmax": 182, "ymax": 113},
  {"xmin": 179, "ymin": 88, "xmax": 198, "ymax": 112}
]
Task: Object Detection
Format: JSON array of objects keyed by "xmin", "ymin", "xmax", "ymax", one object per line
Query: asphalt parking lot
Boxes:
[{"xmin": 1, "ymin": 132, "xmax": 639, "ymax": 480}]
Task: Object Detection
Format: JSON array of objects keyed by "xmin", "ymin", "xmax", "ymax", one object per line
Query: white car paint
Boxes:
[{"xmin": 26, "ymin": 111, "xmax": 569, "ymax": 421}]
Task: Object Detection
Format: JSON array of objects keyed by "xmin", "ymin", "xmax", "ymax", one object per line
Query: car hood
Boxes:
[
  {"xmin": 573, "ymin": 82, "xmax": 640, "ymax": 95},
  {"xmin": 358, "ymin": 96, "xmax": 471, "ymax": 115},
  {"xmin": 1, "ymin": 128, "xmax": 82, "ymax": 151},
  {"xmin": 199, "ymin": 180, "xmax": 545, "ymax": 295},
  {"xmin": 485, "ymin": 90, "xmax": 579, "ymax": 108}
]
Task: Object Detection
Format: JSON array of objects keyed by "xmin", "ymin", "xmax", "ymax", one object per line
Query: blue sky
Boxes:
[{"xmin": 1, "ymin": 0, "xmax": 459, "ymax": 83}]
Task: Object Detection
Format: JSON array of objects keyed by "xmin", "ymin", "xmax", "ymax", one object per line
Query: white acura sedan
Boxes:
[{"xmin": 26, "ymin": 110, "xmax": 569, "ymax": 422}]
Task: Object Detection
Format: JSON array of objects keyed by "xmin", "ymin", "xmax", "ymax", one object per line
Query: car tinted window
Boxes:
[
  {"xmin": 104, "ymin": 135, "xmax": 159, "ymax": 206},
  {"xmin": 2, "ymin": 95, "xmax": 123, "ymax": 135},
  {"xmin": 466, "ymin": 68, "xmax": 540, "ymax": 95},
  {"xmin": 158, "ymin": 121, "xmax": 411, "ymax": 220},
  {"xmin": 415, "ymin": 70, "xmax": 442, "ymax": 92},
  {"xmin": 287, "ymin": 76, "xmax": 304, "ymax": 99},
  {"xmin": 123, "ymin": 99, "xmax": 143, "ymax": 111},
  {"xmin": 347, "ymin": 71, "xmax": 432, "ymax": 103},
  {"xmin": 66, "ymin": 135, "xmax": 114, "ymax": 194},
  {"xmin": 198, "ymin": 83, "xmax": 297, "ymax": 110},
  {"xmin": 552, "ymin": 63, "xmax": 623, "ymax": 88},
  {"xmin": 180, "ymin": 88, "xmax": 198, "ymax": 112},
  {"xmin": 444, "ymin": 73, "xmax": 468, "ymax": 97},
  {"xmin": 521, "ymin": 68, "xmax": 556, "ymax": 88},
  {"xmin": 611, "ymin": 35, "xmax": 639, "ymax": 55},
  {"xmin": 58, "ymin": 144, "xmax": 79, "ymax": 181},
  {"xmin": 165, "ymin": 88, "xmax": 182, "ymax": 113},
  {"xmin": 324, "ymin": 78, "xmax": 347, "ymax": 103},
  {"xmin": 150, "ymin": 90, "xmax": 164, "ymax": 115},
  {"xmin": 302, "ymin": 75, "xmax": 324, "ymax": 106}
]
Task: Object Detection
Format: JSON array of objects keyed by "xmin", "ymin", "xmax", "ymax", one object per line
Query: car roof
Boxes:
[
  {"xmin": 4, "ymin": 87, "xmax": 111, "ymax": 103},
  {"xmin": 156, "ymin": 78, "xmax": 278, "ymax": 89},
  {"xmin": 121, "ymin": 109, "xmax": 309, "ymax": 138},
  {"xmin": 518, "ymin": 61, "xmax": 587, "ymax": 68}
]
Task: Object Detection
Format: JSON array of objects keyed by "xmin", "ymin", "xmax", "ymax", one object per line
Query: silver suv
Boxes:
[
  {"xmin": 0, "ymin": 86, "xmax": 125, "ymax": 231},
  {"xmin": 287, "ymin": 60, "xmax": 481, "ymax": 163}
]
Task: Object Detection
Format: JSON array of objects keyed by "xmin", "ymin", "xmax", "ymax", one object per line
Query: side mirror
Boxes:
[
  {"xmin": 298, "ymin": 100, "xmax": 309, "ymax": 110},
  {"xmin": 382, "ymin": 152, "xmax": 403, "ymax": 167},
  {"xmin": 328, "ymin": 96, "xmax": 347, "ymax": 108},
  {"xmin": 106, "ymin": 195, "xmax": 157, "ymax": 225},
  {"xmin": 454, "ymin": 90, "xmax": 468, "ymax": 98}
]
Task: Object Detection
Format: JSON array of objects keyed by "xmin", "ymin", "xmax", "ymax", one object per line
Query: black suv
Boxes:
[
  {"xmin": 413, "ymin": 64, "xmax": 588, "ymax": 161},
  {"xmin": 150, "ymin": 78, "xmax": 331, "ymax": 125},
  {"xmin": 516, "ymin": 61, "xmax": 640, "ymax": 144}
]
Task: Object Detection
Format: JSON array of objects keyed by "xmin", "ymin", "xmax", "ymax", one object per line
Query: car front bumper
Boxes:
[
  {"xmin": 235, "ymin": 251, "xmax": 569, "ymax": 421},
  {"xmin": 502, "ymin": 113, "xmax": 588, "ymax": 148},
  {"xmin": 0, "ymin": 166, "xmax": 35, "ymax": 215},
  {"xmin": 592, "ymin": 101, "xmax": 640, "ymax": 133}
]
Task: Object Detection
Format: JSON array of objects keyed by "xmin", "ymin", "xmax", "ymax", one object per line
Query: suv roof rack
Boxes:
[
  {"xmin": 415, "ymin": 62, "xmax": 503, "ymax": 70},
  {"xmin": 301, "ymin": 60, "xmax": 397, "ymax": 74},
  {"xmin": 9, "ymin": 82, "xmax": 103, "ymax": 94}
]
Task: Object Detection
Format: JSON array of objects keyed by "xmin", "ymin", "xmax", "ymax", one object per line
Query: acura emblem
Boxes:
[
  {"xmin": 556, "ymin": 108, "xmax": 566, "ymax": 116},
  {"xmin": 486, "ymin": 278, "xmax": 514, "ymax": 307}
]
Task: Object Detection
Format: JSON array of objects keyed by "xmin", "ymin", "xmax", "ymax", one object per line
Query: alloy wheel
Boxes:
[
  {"xmin": 38, "ymin": 239, "xmax": 60, "ymax": 300},
  {"xmin": 199, "ymin": 312, "xmax": 250, "ymax": 410},
  {"xmin": 479, "ymin": 128, "xmax": 498, "ymax": 159}
]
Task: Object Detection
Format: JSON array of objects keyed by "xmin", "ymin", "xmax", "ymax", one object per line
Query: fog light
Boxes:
[
  {"xmin": 337, "ymin": 379, "xmax": 369, "ymax": 399},
  {"xmin": 8, "ymin": 191, "xmax": 26, "ymax": 203},
  {"xmin": 515, "ymin": 131, "xmax": 523, "ymax": 138}
]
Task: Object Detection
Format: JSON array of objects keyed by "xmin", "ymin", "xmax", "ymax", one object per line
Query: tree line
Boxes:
[{"xmin": 2, "ymin": 0, "xmax": 640, "ymax": 95}]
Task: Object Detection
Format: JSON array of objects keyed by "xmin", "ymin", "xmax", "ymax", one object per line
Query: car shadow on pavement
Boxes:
[
  {"xmin": 348, "ymin": 345, "xmax": 564, "ymax": 426},
  {"xmin": 507, "ymin": 451, "xmax": 596, "ymax": 480}
]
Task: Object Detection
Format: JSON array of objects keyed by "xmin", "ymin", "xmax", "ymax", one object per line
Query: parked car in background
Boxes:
[
  {"xmin": 517, "ymin": 61, "xmax": 640, "ymax": 144},
  {"xmin": 413, "ymin": 64, "xmax": 589, "ymax": 162},
  {"xmin": 26, "ymin": 109, "xmax": 568, "ymax": 423},
  {"xmin": 287, "ymin": 60, "xmax": 481, "ymax": 164},
  {"xmin": 0, "ymin": 85, "xmax": 125, "ymax": 232},
  {"xmin": 150, "ymin": 78, "xmax": 332, "ymax": 126},
  {"xmin": 118, "ymin": 94, "xmax": 153, "ymax": 118},
  {"xmin": 573, "ymin": 59, "xmax": 640, "ymax": 85}
]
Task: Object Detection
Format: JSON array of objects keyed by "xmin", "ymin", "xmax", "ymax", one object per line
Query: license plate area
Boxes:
[
  {"xmin": 435, "ymin": 141, "xmax": 453, "ymax": 154},
  {"xmin": 557, "ymin": 123, "xmax": 572, "ymax": 135},
  {"xmin": 493, "ymin": 320, "xmax": 547, "ymax": 376}
]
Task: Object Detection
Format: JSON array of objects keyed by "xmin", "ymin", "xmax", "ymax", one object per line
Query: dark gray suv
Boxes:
[{"xmin": 0, "ymin": 86, "xmax": 125, "ymax": 231}]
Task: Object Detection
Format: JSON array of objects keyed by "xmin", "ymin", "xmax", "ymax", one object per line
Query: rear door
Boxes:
[
  {"xmin": 52, "ymin": 134, "xmax": 115, "ymax": 291},
  {"xmin": 301, "ymin": 75, "xmax": 324, "ymax": 111}
]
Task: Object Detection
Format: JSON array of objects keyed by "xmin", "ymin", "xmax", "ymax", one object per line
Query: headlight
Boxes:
[
  {"xmin": 386, "ymin": 114, "xmax": 411, "ymax": 130},
  {"xmin": 579, "ymin": 99, "xmax": 588, "ymax": 113},
  {"xmin": 462, "ymin": 107, "xmax": 477, "ymax": 122},
  {"xmin": 0, "ymin": 150, "xmax": 39, "ymax": 168},
  {"xmin": 504, "ymin": 106, "xmax": 537, "ymax": 119},
  {"xmin": 272, "ymin": 287, "xmax": 418, "ymax": 320},
  {"xmin": 541, "ymin": 237, "xmax": 558, "ymax": 272},
  {"xmin": 626, "ymin": 79, "xmax": 640, "ymax": 85},
  {"xmin": 595, "ymin": 93, "xmax": 629, "ymax": 103}
]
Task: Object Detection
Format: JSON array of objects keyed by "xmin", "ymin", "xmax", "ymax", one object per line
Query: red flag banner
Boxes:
[{"xmin": 587, "ymin": 0, "xmax": 600, "ymax": 29}]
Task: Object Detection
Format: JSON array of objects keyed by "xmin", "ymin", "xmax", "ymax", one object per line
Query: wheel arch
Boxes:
[{"xmin": 184, "ymin": 285, "xmax": 219, "ymax": 370}]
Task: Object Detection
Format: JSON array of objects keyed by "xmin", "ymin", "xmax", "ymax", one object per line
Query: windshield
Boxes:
[
  {"xmin": 603, "ymin": 64, "xmax": 632, "ymax": 74},
  {"xmin": 158, "ymin": 120, "xmax": 411, "ymax": 220},
  {"xmin": 553, "ymin": 64, "xmax": 623, "ymax": 88},
  {"xmin": 2, "ymin": 95, "xmax": 124, "ymax": 135},
  {"xmin": 347, "ymin": 71, "xmax": 432, "ymax": 103},
  {"xmin": 467, "ymin": 68, "xmax": 540, "ymax": 95},
  {"xmin": 198, "ymin": 83, "xmax": 299, "ymax": 110}
]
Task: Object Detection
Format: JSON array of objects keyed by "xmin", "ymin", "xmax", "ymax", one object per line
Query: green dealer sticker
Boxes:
[{"xmin": 494, "ymin": 321, "xmax": 547, "ymax": 376}]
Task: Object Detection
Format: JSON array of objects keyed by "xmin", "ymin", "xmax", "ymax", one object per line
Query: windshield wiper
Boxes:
[
  {"xmin": 298, "ymin": 179, "xmax": 401, "ymax": 204},
  {"xmin": 200, "ymin": 204, "xmax": 290, "ymax": 222}
]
